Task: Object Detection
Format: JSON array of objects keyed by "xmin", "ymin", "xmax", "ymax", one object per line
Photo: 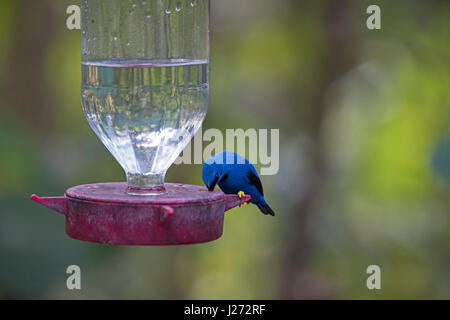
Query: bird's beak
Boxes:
[{"xmin": 208, "ymin": 173, "xmax": 220, "ymax": 191}]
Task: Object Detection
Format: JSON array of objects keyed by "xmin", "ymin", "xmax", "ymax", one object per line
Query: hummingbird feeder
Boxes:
[{"xmin": 31, "ymin": 0, "xmax": 250, "ymax": 245}]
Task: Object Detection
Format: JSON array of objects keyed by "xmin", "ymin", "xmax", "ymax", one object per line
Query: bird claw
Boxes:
[{"xmin": 238, "ymin": 191, "xmax": 248, "ymax": 207}]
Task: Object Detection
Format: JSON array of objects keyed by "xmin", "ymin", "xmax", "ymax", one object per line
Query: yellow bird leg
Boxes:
[{"xmin": 238, "ymin": 191, "xmax": 248, "ymax": 207}]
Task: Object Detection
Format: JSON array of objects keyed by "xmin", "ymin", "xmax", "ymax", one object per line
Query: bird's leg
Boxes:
[{"xmin": 238, "ymin": 191, "xmax": 248, "ymax": 206}]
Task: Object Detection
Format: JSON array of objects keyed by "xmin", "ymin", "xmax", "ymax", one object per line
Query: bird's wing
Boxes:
[{"xmin": 247, "ymin": 169, "xmax": 264, "ymax": 196}]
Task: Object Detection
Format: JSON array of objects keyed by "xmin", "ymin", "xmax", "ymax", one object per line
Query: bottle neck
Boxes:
[{"xmin": 126, "ymin": 173, "xmax": 167, "ymax": 195}]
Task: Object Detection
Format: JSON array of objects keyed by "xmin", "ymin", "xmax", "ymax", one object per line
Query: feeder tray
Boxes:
[{"xmin": 31, "ymin": 182, "xmax": 250, "ymax": 245}]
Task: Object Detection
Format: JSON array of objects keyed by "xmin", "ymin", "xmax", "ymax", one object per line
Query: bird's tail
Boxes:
[{"xmin": 257, "ymin": 202, "xmax": 275, "ymax": 216}]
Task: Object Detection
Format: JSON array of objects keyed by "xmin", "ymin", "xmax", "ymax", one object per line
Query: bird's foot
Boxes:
[{"xmin": 238, "ymin": 191, "xmax": 248, "ymax": 207}]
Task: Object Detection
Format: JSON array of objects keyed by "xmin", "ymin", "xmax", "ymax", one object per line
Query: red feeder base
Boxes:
[{"xmin": 30, "ymin": 182, "xmax": 250, "ymax": 245}]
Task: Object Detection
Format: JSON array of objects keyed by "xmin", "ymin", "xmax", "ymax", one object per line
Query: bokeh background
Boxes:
[{"xmin": 1, "ymin": 0, "xmax": 449, "ymax": 299}]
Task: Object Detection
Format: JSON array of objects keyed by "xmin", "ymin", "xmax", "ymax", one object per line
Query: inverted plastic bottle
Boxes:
[{"xmin": 81, "ymin": 0, "xmax": 210, "ymax": 195}]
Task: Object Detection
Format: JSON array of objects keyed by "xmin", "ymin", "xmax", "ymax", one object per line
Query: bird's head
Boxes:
[{"xmin": 202, "ymin": 155, "xmax": 227, "ymax": 191}]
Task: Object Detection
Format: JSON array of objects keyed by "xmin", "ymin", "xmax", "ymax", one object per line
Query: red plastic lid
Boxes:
[{"xmin": 65, "ymin": 182, "xmax": 224, "ymax": 205}]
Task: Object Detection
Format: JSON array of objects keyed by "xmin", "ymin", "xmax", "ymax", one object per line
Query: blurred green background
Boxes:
[{"xmin": 1, "ymin": 0, "xmax": 449, "ymax": 299}]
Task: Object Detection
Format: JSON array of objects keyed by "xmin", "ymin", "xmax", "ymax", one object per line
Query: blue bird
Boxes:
[{"xmin": 202, "ymin": 151, "xmax": 275, "ymax": 216}]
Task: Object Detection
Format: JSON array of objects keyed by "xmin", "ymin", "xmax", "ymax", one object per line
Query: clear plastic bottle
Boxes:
[{"xmin": 81, "ymin": 0, "xmax": 210, "ymax": 195}]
